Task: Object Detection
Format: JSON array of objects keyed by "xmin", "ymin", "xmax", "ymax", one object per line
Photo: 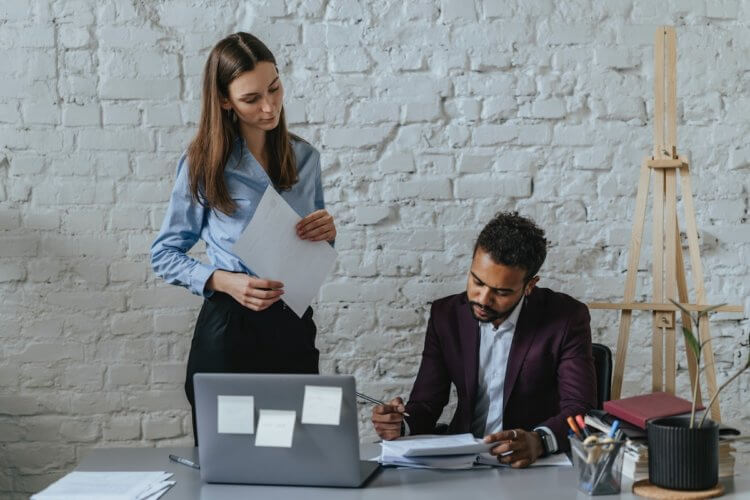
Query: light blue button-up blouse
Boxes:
[{"xmin": 150, "ymin": 137, "xmax": 325, "ymax": 298}]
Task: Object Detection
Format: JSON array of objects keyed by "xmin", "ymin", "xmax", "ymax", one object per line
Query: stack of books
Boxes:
[
  {"xmin": 621, "ymin": 440, "xmax": 648, "ymax": 480},
  {"xmin": 586, "ymin": 392, "xmax": 741, "ymax": 480},
  {"xmin": 719, "ymin": 440, "xmax": 737, "ymax": 478},
  {"xmin": 620, "ymin": 440, "xmax": 736, "ymax": 480}
]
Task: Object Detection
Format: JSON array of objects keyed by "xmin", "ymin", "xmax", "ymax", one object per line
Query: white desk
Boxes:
[{"xmin": 77, "ymin": 444, "xmax": 750, "ymax": 499}]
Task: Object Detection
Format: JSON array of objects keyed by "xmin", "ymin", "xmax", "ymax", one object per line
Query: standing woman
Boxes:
[{"xmin": 150, "ymin": 32, "xmax": 336, "ymax": 444}]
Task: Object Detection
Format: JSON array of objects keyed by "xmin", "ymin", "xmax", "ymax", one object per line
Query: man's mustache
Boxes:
[{"xmin": 469, "ymin": 302, "xmax": 500, "ymax": 317}]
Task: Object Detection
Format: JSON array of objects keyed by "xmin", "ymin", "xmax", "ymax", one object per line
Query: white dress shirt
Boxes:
[
  {"xmin": 469, "ymin": 297, "xmax": 558, "ymax": 453},
  {"xmin": 470, "ymin": 297, "xmax": 524, "ymax": 437}
]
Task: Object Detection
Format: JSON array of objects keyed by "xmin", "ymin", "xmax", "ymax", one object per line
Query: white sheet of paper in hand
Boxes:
[
  {"xmin": 301, "ymin": 385, "xmax": 342, "ymax": 425},
  {"xmin": 232, "ymin": 185, "xmax": 338, "ymax": 317},
  {"xmin": 217, "ymin": 395, "xmax": 254, "ymax": 434},
  {"xmin": 255, "ymin": 409, "xmax": 296, "ymax": 448}
]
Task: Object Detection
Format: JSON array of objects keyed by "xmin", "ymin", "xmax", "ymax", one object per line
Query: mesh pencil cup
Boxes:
[{"xmin": 569, "ymin": 434, "xmax": 625, "ymax": 495}]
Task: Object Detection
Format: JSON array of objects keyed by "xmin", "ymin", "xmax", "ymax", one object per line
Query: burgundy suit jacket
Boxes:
[{"xmin": 404, "ymin": 287, "xmax": 596, "ymax": 451}]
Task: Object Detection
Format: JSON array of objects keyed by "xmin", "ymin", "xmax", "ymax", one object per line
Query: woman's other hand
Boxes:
[{"xmin": 207, "ymin": 270, "xmax": 284, "ymax": 311}]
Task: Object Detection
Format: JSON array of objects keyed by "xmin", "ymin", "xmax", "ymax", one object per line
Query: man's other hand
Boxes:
[{"xmin": 484, "ymin": 428, "xmax": 544, "ymax": 468}]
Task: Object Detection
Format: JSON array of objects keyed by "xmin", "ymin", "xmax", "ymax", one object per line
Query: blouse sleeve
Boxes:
[{"xmin": 150, "ymin": 154, "xmax": 217, "ymax": 297}]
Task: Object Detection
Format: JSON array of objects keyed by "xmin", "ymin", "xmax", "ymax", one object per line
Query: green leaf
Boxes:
[
  {"xmin": 669, "ymin": 298, "xmax": 692, "ymax": 318},
  {"xmin": 697, "ymin": 303, "xmax": 727, "ymax": 315},
  {"xmin": 682, "ymin": 326, "xmax": 701, "ymax": 360}
]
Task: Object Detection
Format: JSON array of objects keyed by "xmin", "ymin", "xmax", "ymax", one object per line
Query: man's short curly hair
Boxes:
[{"xmin": 473, "ymin": 211, "xmax": 548, "ymax": 281}]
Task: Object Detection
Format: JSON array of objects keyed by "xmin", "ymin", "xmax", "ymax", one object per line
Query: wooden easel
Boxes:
[{"xmin": 589, "ymin": 26, "xmax": 743, "ymax": 421}]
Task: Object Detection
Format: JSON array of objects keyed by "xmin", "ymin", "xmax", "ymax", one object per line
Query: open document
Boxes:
[
  {"xmin": 380, "ymin": 434, "xmax": 493, "ymax": 469},
  {"xmin": 380, "ymin": 434, "xmax": 572, "ymax": 469},
  {"xmin": 232, "ymin": 185, "xmax": 338, "ymax": 317},
  {"xmin": 31, "ymin": 471, "xmax": 174, "ymax": 500}
]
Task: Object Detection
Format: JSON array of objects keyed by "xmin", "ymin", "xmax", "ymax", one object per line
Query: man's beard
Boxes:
[{"xmin": 469, "ymin": 296, "xmax": 523, "ymax": 324}]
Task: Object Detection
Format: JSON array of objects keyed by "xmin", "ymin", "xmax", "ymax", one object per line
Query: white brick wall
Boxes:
[{"xmin": 1, "ymin": 0, "xmax": 749, "ymax": 496}]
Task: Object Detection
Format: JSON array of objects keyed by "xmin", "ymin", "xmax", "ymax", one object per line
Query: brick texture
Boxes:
[{"xmin": 1, "ymin": 0, "xmax": 749, "ymax": 496}]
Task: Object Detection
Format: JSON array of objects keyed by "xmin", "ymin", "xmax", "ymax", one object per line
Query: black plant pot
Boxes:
[{"xmin": 647, "ymin": 416, "xmax": 719, "ymax": 490}]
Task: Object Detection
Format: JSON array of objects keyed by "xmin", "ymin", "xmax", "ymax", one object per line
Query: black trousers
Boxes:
[{"xmin": 185, "ymin": 292, "xmax": 319, "ymax": 445}]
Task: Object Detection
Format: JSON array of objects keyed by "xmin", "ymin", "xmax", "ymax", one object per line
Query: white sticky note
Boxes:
[
  {"xmin": 255, "ymin": 410, "xmax": 296, "ymax": 448},
  {"xmin": 301, "ymin": 385, "xmax": 342, "ymax": 425},
  {"xmin": 217, "ymin": 395, "xmax": 254, "ymax": 434}
]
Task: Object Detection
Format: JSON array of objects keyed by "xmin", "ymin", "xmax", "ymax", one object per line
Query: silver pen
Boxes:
[
  {"xmin": 169, "ymin": 454, "xmax": 200, "ymax": 469},
  {"xmin": 356, "ymin": 391, "xmax": 410, "ymax": 417}
]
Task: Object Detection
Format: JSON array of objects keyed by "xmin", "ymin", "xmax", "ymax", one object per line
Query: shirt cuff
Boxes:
[
  {"xmin": 190, "ymin": 262, "xmax": 217, "ymax": 298},
  {"xmin": 534, "ymin": 425, "xmax": 559, "ymax": 453},
  {"xmin": 403, "ymin": 419, "xmax": 411, "ymax": 436}
]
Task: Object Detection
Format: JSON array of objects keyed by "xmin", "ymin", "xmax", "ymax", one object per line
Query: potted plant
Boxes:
[{"xmin": 646, "ymin": 300, "xmax": 749, "ymax": 490}]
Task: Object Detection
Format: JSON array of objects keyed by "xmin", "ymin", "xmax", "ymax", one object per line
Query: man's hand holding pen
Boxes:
[{"xmin": 371, "ymin": 397, "xmax": 408, "ymax": 440}]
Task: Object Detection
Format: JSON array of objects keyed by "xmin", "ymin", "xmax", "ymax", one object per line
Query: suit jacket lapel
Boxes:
[
  {"xmin": 457, "ymin": 294, "xmax": 479, "ymax": 410},
  {"xmin": 503, "ymin": 291, "xmax": 541, "ymax": 413}
]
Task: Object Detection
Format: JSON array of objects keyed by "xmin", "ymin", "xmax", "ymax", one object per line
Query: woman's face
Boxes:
[{"xmin": 222, "ymin": 61, "xmax": 284, "ymax": 132}]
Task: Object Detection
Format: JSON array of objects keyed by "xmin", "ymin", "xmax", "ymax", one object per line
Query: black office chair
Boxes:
[{"xmin": 591, "ymin": 343, "xmax": 613, "ymax": 410}]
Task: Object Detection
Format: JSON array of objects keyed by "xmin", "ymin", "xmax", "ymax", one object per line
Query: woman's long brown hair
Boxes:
[{"xmin": 187, "ymin": 32, "xmax": 299, "ymax": 215}]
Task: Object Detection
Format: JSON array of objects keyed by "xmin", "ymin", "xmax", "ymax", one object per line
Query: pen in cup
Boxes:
[
  {"xmin": 356, "ymin": 391, "xmax": 410, "ymax": 417},
  {"xmin": 607, "ymin": 419, "xmax": 620, "ymax": 439},
  {"xmin": 169, "ymin": 454, "xmax": 200, "ymax": 470},
  {"xmin": 567, "ymin": 416, "xmax": 583, "ymax": 440},
  {"xmin": 575, "ymin": 414, "xmax": 590, "ymax": 438}
]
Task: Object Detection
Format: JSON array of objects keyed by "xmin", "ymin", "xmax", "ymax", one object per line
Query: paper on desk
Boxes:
[
  {"xmin": 476, "ymin": 452, "xmax": 572, "ymax": 467},
  {"xmin": 137, "ymin": 479, "xmax": 175, "ymax": 500},
  {"xmin": 383, "ymin": 433, "xmax": 494, "ymax": 457},
  {"xmin": 217, "ymin": 395, "xmax": 254, "ymax": 434},
  {"xmin": 30, "ymin": 471, "xmax": 174, "ymax": 500},
  {"xmin": 232, "ymin": 185, "xmax": 338, "ymax": 317},
  {"xmin": 380, "ymin": 451, "xmax": 479, "ymax": 470},
  {"xmin": 255, "ymin": 409, "xmax": 296, "ymax": 448},
  {"xmin": 379, "ymin": 434, "xmax": 570, "ymax": 470},
  {"xmin": 301, "ymin": 385, "xmax": 342, "ymax": 425}
]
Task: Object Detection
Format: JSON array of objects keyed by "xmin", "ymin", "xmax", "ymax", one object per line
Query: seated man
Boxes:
[{"xmin": 372, "ymin": 212, "xmax": 596, "ymax": 467}]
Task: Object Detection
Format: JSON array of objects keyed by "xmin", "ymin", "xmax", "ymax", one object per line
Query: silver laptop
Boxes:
[{"xmin": 193, "ymin": 373, "xmax": 380, "ymax": 487}]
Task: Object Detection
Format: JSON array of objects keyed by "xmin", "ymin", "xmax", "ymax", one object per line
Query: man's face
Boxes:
[{"xmin": 466, "ymin": 247, "xmax": 538, "ymax": 325}]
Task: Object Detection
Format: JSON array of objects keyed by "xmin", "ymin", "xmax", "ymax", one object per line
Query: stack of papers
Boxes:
[
  {"xmin": 476, "ymin": 452, "xmax": 572, "ymax": 467},
  {"xmin": 31, "ymin": 471, "xmax": 175, "ymax": 500},
  {"xmin": 380, "ymin": 434, "xmax": 493, "ymax": 469},
  {"xmin": 719, "ymin": 441, "xmax": 737, "ymax": 478},
  {"xmin": 621, "ymin": 440, "xmax": 648, "ymax": 480},
  {"xmin": 379, "ymin": 434, "xmax": 573, "ymax": 469}
]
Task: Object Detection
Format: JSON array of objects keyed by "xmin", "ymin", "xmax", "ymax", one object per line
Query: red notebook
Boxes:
[{"xmin": 603, "ymin": 392, "xmax": 705, "ymax": 429}]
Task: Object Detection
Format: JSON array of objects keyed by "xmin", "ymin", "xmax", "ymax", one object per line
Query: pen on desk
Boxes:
[
  {"xmin": 575, "ymin": 415, "xmax": 590, "ymax": 438},
  {"xmin": 566, "ymin": 416, "xmax": 583, "ymax": 440},
  {"xmin": 169, "ymin": 454, "xmax": 200, "ymax": 470},
  {"xmin": 355, "ymin": 391, "xmax": 410, "ymax": 417}
]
